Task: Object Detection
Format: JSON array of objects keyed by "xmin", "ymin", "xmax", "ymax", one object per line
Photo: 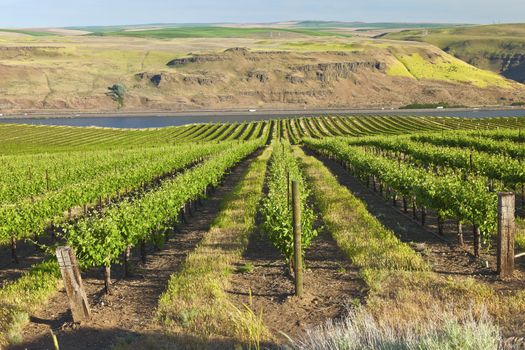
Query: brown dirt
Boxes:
[
  {"xmin": 8, "ymin": 154, "xmax": 255, "ymax": 350},
  {"xmin": 311, "ymin": 150, "xmax": 525, "ymax": 291},
  {"xmin": 0, "ymin": 239, "xmax": 47, "ymax": 284},
  {"xmin": 228, "ymin": 225, "xmax": 367, "ymax": 346}
]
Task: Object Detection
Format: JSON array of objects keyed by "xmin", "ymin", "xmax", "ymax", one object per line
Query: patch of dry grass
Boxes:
[
  {"xmin": 291, "ymin": 307, "xmax": 501, "ymax": 350},
  {"xmin": 0, "ymin": 261, "xmax": 61, "ymax": 347}
]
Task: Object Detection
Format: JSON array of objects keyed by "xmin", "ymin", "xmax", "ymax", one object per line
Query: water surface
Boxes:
[{"xmin": 1, "ymin": 109, "xmax": 524, "ymax": 129}]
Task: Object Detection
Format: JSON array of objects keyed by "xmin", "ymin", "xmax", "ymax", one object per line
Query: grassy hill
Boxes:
[{"xmin": 383, "ymin": 24, "xmax": 525, "ymax": 83}]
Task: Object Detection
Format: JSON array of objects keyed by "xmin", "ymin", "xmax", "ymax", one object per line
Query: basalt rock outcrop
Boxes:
[
  {"xmin": 449, "ymin": 50, "xmax": 525, "ymax": 83},
  {"xmin": 491, "ymin": 54, "xmax": 525, "ymax": 83},
  {"xmin": 167, "ymin": 54, "xmax": 225, "ymax": 66},
  {"xmin": 247, "ymin": 70, "xmax": 270, "ymax": 83},
  {"xmin": 135, "ymin": 72, "xmax": 171, "ymax": 87}
]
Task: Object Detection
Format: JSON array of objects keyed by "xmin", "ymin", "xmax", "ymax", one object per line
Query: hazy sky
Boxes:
[{"xmin": 1, "ymin": 0, "xmax": 524, "ymax": 28}]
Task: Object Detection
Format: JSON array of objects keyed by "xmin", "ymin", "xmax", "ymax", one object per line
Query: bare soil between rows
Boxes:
[
  {"xmin": 0, "ymin": 239, "xmax": 47, "ymax": 284},
  {"xmin": 228, "ymin": 215, "xmax": 366, "ymax": 345},
  {"xmin": 8, "ymin": 154, "xmax": 256, "ymax": 350}
]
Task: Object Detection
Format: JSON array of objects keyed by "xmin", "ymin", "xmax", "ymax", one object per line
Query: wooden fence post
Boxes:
[
  {"xmin": 292, "ymin": 181, "xmax": 303, "ymax": 297},
  {"xmin": 55, "ymin": 246, "xmax": 91, "ymax": 322},
  {"xmin": 497, "ymin": 192, "xmax": 515, "ymax": 278},
  {"xmin": 457, "ymin": 220, "xmax": 464, "ymax": 247}
]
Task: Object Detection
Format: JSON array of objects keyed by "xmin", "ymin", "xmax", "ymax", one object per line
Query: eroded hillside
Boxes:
[{"xmin": 0, "ymin": 33, "xmax": 524, "ymax": 112}]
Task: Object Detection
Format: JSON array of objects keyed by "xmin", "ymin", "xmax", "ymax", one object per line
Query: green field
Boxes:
[
  {"xmin": 90, "ymin": 26, "xmax": 352, "ymax": 39},
  {"xmin": 295, "ymin": 21, "xmax": 459, "ymax": 29},
  {"xmin": 383, "ymin": 23, "xmax": 525, "ymax": 51}
]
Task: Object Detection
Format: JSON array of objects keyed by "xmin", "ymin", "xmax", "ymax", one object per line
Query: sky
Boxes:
[{"xmin": 0, "ymin": 0, "xmax": 524, "ymax": 28}]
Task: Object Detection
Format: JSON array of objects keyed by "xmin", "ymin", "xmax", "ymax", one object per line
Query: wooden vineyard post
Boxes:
[
  {"xmin": 292, "ymin": 181, "xmax": 303, "ymax": 298},
  {"xmin": 473, "ymin": 226, "xmax": 481, "ymax": 257},
  {"xmin": 11, "ymin": 236, "xmax": 18, "ymax": 264},
  {"xmin": 457, "ymin": 220, "xmax": 464, "ymax": 247},
  {"xmin": 55, "ymin": 246, "xmax": 91, "ymax": 322},
  {"xmin": 45, "ymin": 169, "xmax": 50, "ymax": 191},
  {"xmin": 437, "ymin": 214, "xmax": 445, "ymax": 236},
  {"xmin": 287, "ymin": 169, "xmax": 290, "ymax": 209},
  {"xmin": 124, "ymin": 245, "xmax": 132, "ymax": 277},
  {"xmin": 497, "ymin": 192, "xmax": 515, "ymax": 278}
]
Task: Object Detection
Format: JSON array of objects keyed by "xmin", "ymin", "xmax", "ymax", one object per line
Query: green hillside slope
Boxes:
[{"xmin": 383, "ymin": 24, "xmax": 525, "ymax": 83}]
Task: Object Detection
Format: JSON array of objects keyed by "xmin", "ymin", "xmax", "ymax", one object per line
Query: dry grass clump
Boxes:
[
  {"xmin": 290, "ymin": 308, "xmax": 501, "ymax": 350},
  {"xmin": 0, "ymin": 260, "xmax": 60, "ymax": 347}
]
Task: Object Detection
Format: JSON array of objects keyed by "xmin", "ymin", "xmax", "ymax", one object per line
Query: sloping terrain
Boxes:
[
  {"xmin": 383, "ymin": 24, "xmax": 525, "ymax": 84},
  {"xmin": 0, "ymin": 32, "xmax": 524, "ymax": 113}
]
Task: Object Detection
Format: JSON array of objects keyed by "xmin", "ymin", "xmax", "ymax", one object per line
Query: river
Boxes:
[{"xmin": 1, "ymin": 109, "xmax": 525, "ymax": 129}]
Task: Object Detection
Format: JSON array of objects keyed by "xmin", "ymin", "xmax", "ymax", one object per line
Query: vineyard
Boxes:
[{"xmin": 0, "ymin": 115, "xmax": 525, "ymax": 349}]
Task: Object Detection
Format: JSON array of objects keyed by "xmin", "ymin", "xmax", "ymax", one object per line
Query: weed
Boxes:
[{"xmin": 236, "ymin": 263, "xmax": 255, "ymax": 274}]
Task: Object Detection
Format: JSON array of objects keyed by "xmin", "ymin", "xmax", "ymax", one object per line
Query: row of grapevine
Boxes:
[
  {"xmin": 260, "ymin": 141, "xmax": 317, "ymax": 267},
  {"xmin": 0, "ymin": 120, "xmax": 266, "ymax": 155},
  {"xmin": 304, "ymin": 138, "xmax": 500, "ymax": 256},
  {"xmin": 0, "ymin": 142, "xmax": 236, "ymax": 247},
  {"xmin": 0, "ymin": 146, "xmax": 203, "ymax": 205},
  {"xmin": 468, "ymin": 129, "xmax": 525, "ymax": 143},
  {"xmin": 3, "ymin": 116, "xmax": 524, "ymax": 155},
  {"xmin": 342, "ymin": 136, "xmax": 525, "ymax": 189},
  {"xmin": 60, "ymin": 139, "xmax": 263, "ymax": 292},
  {"xmin": 412, "ymin": 133, "xmax": 525, "ymax": 159}
]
